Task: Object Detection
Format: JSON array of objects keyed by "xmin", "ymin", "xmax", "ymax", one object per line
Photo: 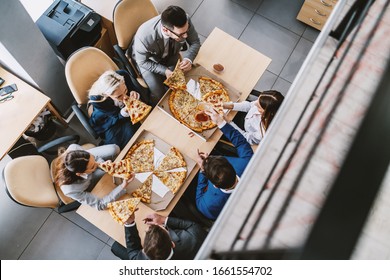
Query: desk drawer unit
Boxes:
[{"xmin": 297, "ymin": 0, "xmax": 338, "ymax": 30}]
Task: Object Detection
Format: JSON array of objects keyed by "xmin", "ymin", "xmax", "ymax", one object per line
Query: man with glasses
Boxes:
[
  {"xmin": 111, "ymin": 212, "xmax": 207, "ymax": 260},
  {"xmin": 130, "ymin": 5, "xmax": 201, "ymax": 106}
]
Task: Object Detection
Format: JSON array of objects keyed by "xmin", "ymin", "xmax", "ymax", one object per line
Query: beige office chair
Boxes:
[
  {"xmin": 113, "ymin": 0, "xmax": 158, "ymax": 89},
  {"xmin": 65, "ymin": 46, "xmax": 119, "ymax": 141},
  {"xmin": 3, "ymin": 135, "xmax": 89, "ymax": 213}
]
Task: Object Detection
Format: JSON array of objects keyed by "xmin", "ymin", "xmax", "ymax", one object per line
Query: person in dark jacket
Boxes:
[
  {"xmin": 88, "ymin": 70, "xmax": 141, "ymax": 149},
  {"xmin": 111, "ymin": 212, "xmax": 207, "ymax": 260}
]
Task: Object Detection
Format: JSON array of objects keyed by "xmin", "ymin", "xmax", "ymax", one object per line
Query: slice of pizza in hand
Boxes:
[
  {"xmin": 107, "ymin": 198, "xmax": 141, "ymax": 225},
  {"xmin": 98, "ymin": 159, "xmax": 133, "ymax": 180},
  {"xmin": 164, "ymin": 60, "xmax": 187, "ymax": 90},
  {"xmin": 131, "ymin": 174, "xmax": 153, "ymax": 204},
  {"xmin": 123, "ymin": 96, "xmax": 152, "ymax": 124},
  {"xmin": 202, "ymin": 90, "xmax": 230, "ymax": 115},
  {"xmin": 155, "ymin": 147, "xmax": 187, "ymax": 172}
]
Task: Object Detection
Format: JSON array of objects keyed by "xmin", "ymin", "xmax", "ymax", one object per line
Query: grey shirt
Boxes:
[
  {"xmin": 131, "ymin": 15, "xmax": 201, "ymax": 76},
  {"xmin": 60, "ymin": 144, "xmax": 126, "ymax": 210}
]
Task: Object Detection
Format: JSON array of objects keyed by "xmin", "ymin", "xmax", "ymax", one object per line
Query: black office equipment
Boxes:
[{"xmin": 36, "ymin": 0, "xmax": 102, "ymax": 60}]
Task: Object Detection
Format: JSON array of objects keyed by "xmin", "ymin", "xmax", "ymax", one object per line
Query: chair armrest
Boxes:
[
  {"xmin": 72, "ymin": 104, "xmax": 99, "ymax": 139},
  {"xmin": 37, "ymin": 135, "xmax": 80, "ymax": 153},
  {"xmin": 113, "ymin": 45, "xmax": 138, "ymax": 78},
  {"xmin": 114, "ymin": 45, "xmax": 151, "ymax": 102}
]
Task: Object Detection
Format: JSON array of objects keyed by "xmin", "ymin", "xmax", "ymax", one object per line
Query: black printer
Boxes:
[{"xmin": 36, "ymin": 0, "xmax": 102, "ymax": 60}]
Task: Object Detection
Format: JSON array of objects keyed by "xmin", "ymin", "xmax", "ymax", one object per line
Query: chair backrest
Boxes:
[
  {"xmin": 50, "ymin": 157, "xmax": 74, "ymax": 205},
  {"xmin": 113, "ymin": 0, "xmax": 158, "ymax": 49},
  {"xmin": 4, "ymin": 155, "xmax": 59, "ymax": 208},
  {"xmin": 65, "ymin": 47, "xmax": 119, "ymax": 105}
]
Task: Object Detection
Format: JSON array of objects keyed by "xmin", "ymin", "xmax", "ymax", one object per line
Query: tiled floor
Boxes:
[{"xmin": 0, "ymin": 0, "xmax": 319, "ymax": 259}]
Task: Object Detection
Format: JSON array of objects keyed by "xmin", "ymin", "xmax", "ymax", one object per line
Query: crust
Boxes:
[
  {"xmin": 155, "ymin": 147, "xmax": 187, "ymax": 171},
  {"xmin": 131, "ymin": 174, "xmax": 153, "ymax": 204},
  {"xmin": 164, "ymin": 60, "xmax": 186, "ymax": 90},
  {"xmin": 126, "ymin": 139, "xmax": 154, "ymax": 159},
  {"xmin": 107, "ymin": 198, "xmax": 140, "ymax": 225}
]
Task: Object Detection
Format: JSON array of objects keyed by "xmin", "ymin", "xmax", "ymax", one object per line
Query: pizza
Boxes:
[
  {"xmin": 182, "ymin": 110, "xmax": 203, "ymax": 132},
  {"xmin": 107, "ymin": 198, "xmax": 140, "ymax": 225},
  {"xmin": 155, "ymin": 147, "xmax": 186, "ymax": 171},
  {"xmin": 199, "ymin": 76, "xmax": 227, "ymax": 97},
  {"xmin": 124, "ymin": 140, "xmax": 188, "ymax": 201},
  {"xmin": 125, "ymin": 140, "xmax": 155, "ymax": 173},
  {"xmin": 98, "ymin": 159, "xmax": 133, "ymax": 179},
  {"xmin": 154, "ymin": 171, "xmax": 187, "ymax": 194},
  {"xmin": 168, "ymin": 76, "xmax": 231, "ymax": 132},
  {"xmin": 131, "ymin": 174, "xmax": 153, "ymax": 204},
  {"xmin": 123, "ymin": 96, "xmax": 152, "ymax": 124},
  {"xmin": 202, "ymin": 89, "xmax": 230, "ymax": 115},
  {"xmin": 164, "ymin": 60, "xmax": 186, "ymax": 90},
  {"xmin": 169, "ymin": 90, "xmax": 199, "ymax": 125}
]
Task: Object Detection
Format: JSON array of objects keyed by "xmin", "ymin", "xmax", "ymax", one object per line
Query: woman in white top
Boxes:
[{"xmin": 223, "ymin": 90, "xmax": 284, "ymax": 145}]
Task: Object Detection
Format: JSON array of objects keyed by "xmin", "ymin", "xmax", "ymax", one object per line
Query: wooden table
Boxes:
[
  {"xmin": 0, "ymin": 67, "xmax": 67, "ymax": 160},
  {"xmin": 76, "ymin": 28, "xmax": 271, "ymax": 245}
]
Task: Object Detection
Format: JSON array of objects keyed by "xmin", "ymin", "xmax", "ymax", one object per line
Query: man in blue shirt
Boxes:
[{"xmin": 195, "ymin": 110, "xmax": 254, "ymax": 220}]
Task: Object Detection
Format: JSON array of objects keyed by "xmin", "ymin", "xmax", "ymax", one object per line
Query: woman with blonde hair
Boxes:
[
  {"xmin": 88, "ymin": 70, "xmax": 141, "ymax": 149},
  {"xmin": 222, "ymin": 90, "xmax": 284, "ymax": 145}
]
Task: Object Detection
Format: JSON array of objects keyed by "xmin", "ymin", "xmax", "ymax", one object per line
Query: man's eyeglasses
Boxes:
[{"xmin": 164, "ymin": 22, "xmax": 191, "ymax": 38}]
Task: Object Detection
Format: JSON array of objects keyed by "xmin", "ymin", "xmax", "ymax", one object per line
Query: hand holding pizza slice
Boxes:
[
  {"xmin": 164, "ymin": 59, "xmax": 187, "ymax": 90},
  {"xmin": 107, "ymin": 198, "xmax": 140, "ymax": 225},
  {"xmin": 98, "ymin": 159, "xmax": 133, "ymax": 180},
  {"xmin": 123, "ymin": 95, "xmax": 152, "ymax": 124}
]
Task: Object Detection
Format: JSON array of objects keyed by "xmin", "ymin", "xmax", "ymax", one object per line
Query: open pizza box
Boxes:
[
  {"xmin": 117, "ymin": 129, "xmax": 196, "ymax": 211},
  {"xmin": 157, "ymin": 64, "xmax": 241, "ymax": 141}
]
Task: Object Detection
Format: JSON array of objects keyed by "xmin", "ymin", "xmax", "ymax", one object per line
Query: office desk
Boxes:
[
  {"xmin": 76, "ymin": 28, "xmax": 271, "ymax": 246},
  {"xmin": 0, "ymin": 67, "xmax": 67, "ymax": 160}
]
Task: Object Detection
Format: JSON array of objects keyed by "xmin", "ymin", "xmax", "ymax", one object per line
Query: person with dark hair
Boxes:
[
  {"xmin": 195, "ymin": 110, "xmax": 254, "ymax": 220},
  {"xmin": 55, "ymin": 144, "xmax": 132, "ymax": 210},
  {"xmin": 130, "ymin": 5, "xmax": 201, "ymax": 106},
  {"xmin": 223, "ymin": 90, "xmax": 284, "ymax": 145},
  {"xmin": 111, "ymin": 212, "xmax": 207, "ymax": 260},
  {"xmin": 88, "ymin": 70, "xmax": 141, "ymax": 149}
]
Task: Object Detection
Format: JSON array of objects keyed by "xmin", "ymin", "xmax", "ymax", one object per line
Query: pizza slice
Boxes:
[
  {"xmin": 169, "ymin": 90, "xmax": 202, "ymax": 132},
  {"xmin": 182, "ymin": 108, "xmax": 203, "ymax": 132},
  {"xmin": 107, "ymin": 197, "xmax": 140, "ymax": 225},
  {"xmin": 155, "ymin": 147, "xmax": 187, "ymax": 172},
  {"xmin": 123, "ymin": 97, "xmax": 152, "ymax": 124},
  {"xmin": 125, "ymin": 140, "xmax": 155, "ymax": 173},
  {"xmin": 200, "ymin": 119, "xmax": 216, "ymax": 130},
  {"xmin": 98, "ymin": 159, "xmax": 133, "ymax": 180},
  {"xmin": 154, "ymin": 171, "xmax": 187, "ymax": 194},
  {"xmin": 169, "ymin": 90, "xmax": 199, "ymax": 120},
  {"xmin": 202, "ymin": 90, "xmax": 230, "ymax": 115},
  {"xmin": 199, "ymin": 76, "xmax": 225, "ymax": 96},
  {"xmin": 164, "ymin": 60, "xmax": 186, "ymax": 90},
  {"xmin": 131, "ymin": 174, "xmax": 153, "ymax": 204}
]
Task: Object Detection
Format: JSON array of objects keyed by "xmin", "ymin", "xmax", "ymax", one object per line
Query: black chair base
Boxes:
[{"xmin": 58, "ymin": 201, "xmax": 81, "ymax": 213}]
